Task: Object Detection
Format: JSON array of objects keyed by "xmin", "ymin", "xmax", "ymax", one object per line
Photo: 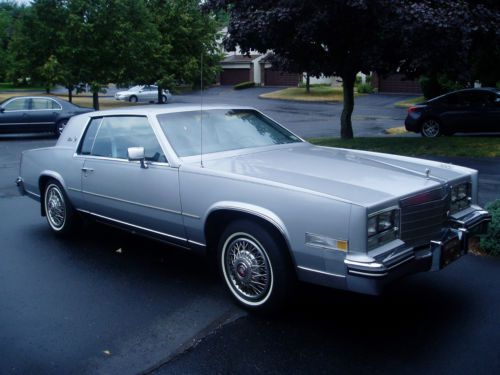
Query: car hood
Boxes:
[{"xmin": 200, "ymin": 143, "xmax": 473, "ymax": 207}]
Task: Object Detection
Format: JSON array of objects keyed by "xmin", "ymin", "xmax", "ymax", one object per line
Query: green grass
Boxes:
[
  {"xmin": 308, "ymin": 137, "xmax": 500, "ymax": 158},
  {"xmin": 0, "ymin": 82, "xmax": 45, "ymax": 91},
  {"xmin": 260, "ymin": 86, "xmax": 347, "ymax": 102},
  {"xmin": 394, "ymin": 96, "xmax": 425, "ymax": 108}
]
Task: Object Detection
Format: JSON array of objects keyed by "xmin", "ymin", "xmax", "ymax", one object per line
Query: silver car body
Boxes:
[
  {"xmin": 114, "ymin": 85, "xmax": 172, "ymax": 102},
  {"xmin": 17, "ymin": 105, "xmax": 490, "ymax": 296}
]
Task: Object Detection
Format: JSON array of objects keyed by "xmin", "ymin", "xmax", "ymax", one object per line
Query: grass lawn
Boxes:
[
  {"xmin": 0, "ymin": 92, "xmax": 137, "ymax": 110},
  {"xmin": 394, "ymin": 96, "xmax": 425, "ymax": 108},
  {"xmin": 0, "ymin": 82, "xmax": 45, "ymax": 91},
  {"xmin": 309, "ymin": 137, "xmax": 500, "ymax": 158},
  {"xmin": 260, "ymin": 86, "xmax": 348, "ymax": 102}
]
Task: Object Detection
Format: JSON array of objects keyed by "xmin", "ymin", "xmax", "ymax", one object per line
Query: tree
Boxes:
[
  {"xmin": 148, "ymin": 0, "xmax": 223, "ymax": 103},
  {"xmin": 208, "ymin": 0, "xmax": 499, "ymax": 139},
  {"xmin": 38, "ymin": 55, "xmax": 63, "ymax": 93}
]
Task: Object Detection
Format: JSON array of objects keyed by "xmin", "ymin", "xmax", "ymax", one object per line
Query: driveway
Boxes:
[{"xmin": 174, "ymin": 87, "xmax": 415, "ymax": 138}]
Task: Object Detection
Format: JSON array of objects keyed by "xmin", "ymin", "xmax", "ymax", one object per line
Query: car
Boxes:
[
  {"xmin": 114, "ymin": 85, "xmax": 172, "ymax": 103},
  {"xmin": 16, "ymin": 105, "xmax": 491, "ymax": 312},
  {"xmin": 405, "ymin": 87, "xmax": 500, "ymax": 137},
  {"xmin": 0, "ymin": 96, "xmax": 93, "ymax": 136}
]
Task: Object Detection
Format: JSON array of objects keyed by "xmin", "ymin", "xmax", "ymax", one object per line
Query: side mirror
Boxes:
[
  {"xmin": 128, "ymin": 147, "xmax": 148, "ymax": 169},
  {"xmin": 0, "ymin": 107, "xmax": 4, "ymax": 113}
]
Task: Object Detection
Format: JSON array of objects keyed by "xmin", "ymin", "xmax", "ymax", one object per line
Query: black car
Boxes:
[
  {"xmin": 0, "ymin": 96, "xmax": 92, "ymax": 136},
  {"xmin": 405, "ymin": 88, "xmax": 500, "ymax": 137}
]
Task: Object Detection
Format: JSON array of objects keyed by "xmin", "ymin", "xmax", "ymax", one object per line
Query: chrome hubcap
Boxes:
[
  {"xmin": 225, "ymin": 237, "xmax": 271, "ymax": 301},
  {"xmin": 422, "ymin": 120, "xmax": 440, "ymax": 137},
  {"xmin": 46, "ymin": 186, "xmax": 65, "ymax": 229}
]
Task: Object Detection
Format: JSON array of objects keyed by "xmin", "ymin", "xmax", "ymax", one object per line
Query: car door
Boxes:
[
  {"xmin": 483, "ymin": 92, "xmax": 500, "ymax": 132},
  {"xmin": 79, "ymin": 115, "xmax": 187, "ymax": 246},
  {"xmin": 28, "ymin": 98, "xmax": 61, "ymax": 132},
  {"xmin": 460, "ymin": 91, "xmax": 493, "ymax": 132},
  {"xmin": 0, "ymin": 97, "xmax": 31, "ymax": 132}
]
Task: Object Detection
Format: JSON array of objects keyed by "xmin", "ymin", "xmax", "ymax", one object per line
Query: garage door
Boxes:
[
  {"xmin": 265, "ymin": 70, "xmax": 300, "ymax": 86},
  {"xmin": 220, "ymin": 69, "xmax": 251, "ymax": 85},
  {"xmin": 378, "ymin": 74, "xmax": 422, "ymax": 94}
]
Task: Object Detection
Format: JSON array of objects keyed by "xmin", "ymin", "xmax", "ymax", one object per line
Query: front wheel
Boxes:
[
  {"xmin": 218, "ymin": 220, "xmax": 294, "ymax": 312},
  {"xmin": 421, "ymin": 119, "xmax": 442, "ymax": 137},
  {"xmin": 129, "ymin": 95, "xmax": 138, "ymax": 103},
  {"xmin": 43, "ymin": 180, "xmax": 76, "ymax": 235},
  {"xmin": 162, "ymin": 95, "xmax": 168, "ymax": 103}
]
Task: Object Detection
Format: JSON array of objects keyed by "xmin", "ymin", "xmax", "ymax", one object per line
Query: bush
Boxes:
[
  {"xmin": 233, "ymin": 81, "xmax": 255, "ymax": 90},
  {"xmin": 480, "ymin": 200, "xmax": 500, "ymax": 256},
  {"xmin": 419, "ymin": 74, "xmax": 465, "ymax": 99},
  {"xmin": 356, "ymin": 82, "xmax": 374, "ymax": 94}
]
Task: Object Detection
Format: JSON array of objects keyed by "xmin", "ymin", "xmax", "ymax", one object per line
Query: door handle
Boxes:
[{"xmin": 81, "ymin": 167, "xmax": 94, "ymax": 176}]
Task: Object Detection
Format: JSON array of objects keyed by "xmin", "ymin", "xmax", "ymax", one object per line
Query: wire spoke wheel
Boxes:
[
  {"xmin": 45, "ymin": 184, "xmax": 66, "ymax": 230},
  {"xmin": 421, "ymin": 119, "xmax": 441, "ymax": 137},
  {"xmin": 224, "ymin": 235, "xmax": 272, "ymax": 301}
]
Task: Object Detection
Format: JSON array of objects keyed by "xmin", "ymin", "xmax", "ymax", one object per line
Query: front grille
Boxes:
[{"xmin": 400, "ymin": 188, "xmax": 449, "ymax": 247}]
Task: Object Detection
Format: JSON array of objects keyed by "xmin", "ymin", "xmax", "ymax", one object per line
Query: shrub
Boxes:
[
  {"xmin": 356, "ymin": 82, "xmax": 374, "ymax": 94},
  {"xmin": 480, "ymin": 200, "xmax": 500, "ymax": 256},
  {"xmin": 233, "ymin": 81, "xmax": 255, "ymax": 90}
]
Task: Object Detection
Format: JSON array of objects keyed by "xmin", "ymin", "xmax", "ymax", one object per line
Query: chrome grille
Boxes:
[{"xmin": 400, "ymin": 188, "xmax": 449, "ymax": 247}]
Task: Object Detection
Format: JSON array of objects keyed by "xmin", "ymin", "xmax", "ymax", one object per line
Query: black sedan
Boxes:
[
  {"xmin": 0, "ymin": 96, "xmax": 92, "ymax": 136},
  {"xmin": 405, "ymin": 88, "xmax": 500, "ymax": 137}
]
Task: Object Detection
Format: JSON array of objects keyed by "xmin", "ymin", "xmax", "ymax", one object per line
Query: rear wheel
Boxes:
[
  {"xmin": 55, "ymin": 119, "xmax": 68, "ymax": 136},
  {"xmin": 218, "ymin": 220, "xmax": 293, "ymax": 312},
  {"xmin": 162, "ymin": 95, "xmax": 168, "ymax": 103},
  {"xmin": 421, "ymin": 119, "xmax": 442, "ymax": 137},
  {"xmin": 43, "ymin": 180, "xmax": 76, "ymax": 235}
]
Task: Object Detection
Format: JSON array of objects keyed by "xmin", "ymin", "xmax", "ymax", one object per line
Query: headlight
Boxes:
[
  {"xmin": 450, "ymin": 182, "xmax": 471, "ymax": 214},
  {"xmin": 367, "ymin": 208, "xmax": 400, "ymax": 250}
]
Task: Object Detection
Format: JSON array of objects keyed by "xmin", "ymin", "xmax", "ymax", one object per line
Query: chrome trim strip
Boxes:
[
  {"xmin": 25, "ymin": 189, "xmax": 40, "ymax": 198},
  {"xmin": 67, "ymin": 187, "xmax": 80, "ymax": 193},
  {"xmin": 348, "ymin": 270, "xmax": 388, "ymax": 278},
  {"xmin": 81, "ymin": 190, "xmax": 182, "ymax": 215},
  {"xmin": 72, "ymin": 153, "xmax": 171, "ymax": 167},
  {"xmin": 182, "ymin": 212, "xmax": 201, "ymax": 219},
  {"xmin": 188, "ymin": 240, "xmax": 206, "ymax": 247},
  {"xmin": 387, "ymin": 255, "xmax": 415, "ymax": 270},
  {"xmin": 76, "ymin": 209, "xmax": 187, "ymax": 242},
  {"xmin": 344, "ymin": 259, "xmax": 385, "ymax": 269},
  {"xmin": 297, "ymin": 266, "xmax": 346, "ymax": 278}
]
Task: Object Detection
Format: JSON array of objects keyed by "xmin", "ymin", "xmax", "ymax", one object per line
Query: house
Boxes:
[{"xmin": 372, "ymin": 72, "xmax": 422, "ymax": 94}]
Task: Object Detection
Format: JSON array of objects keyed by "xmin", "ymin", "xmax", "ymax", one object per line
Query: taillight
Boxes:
[{"xmin": 408, "ymin": 106, "xmax": 418, "ymax": 113}]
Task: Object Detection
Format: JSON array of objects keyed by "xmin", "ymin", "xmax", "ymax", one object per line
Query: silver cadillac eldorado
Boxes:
[{"xmin": 16, "ymin": 105, "xmax": 491, "ymax": 311}]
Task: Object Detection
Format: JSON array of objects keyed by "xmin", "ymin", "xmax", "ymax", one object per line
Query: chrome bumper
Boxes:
[{"xmin": 345, "ymin": 207, "xmax": 491, "ymax": 295}]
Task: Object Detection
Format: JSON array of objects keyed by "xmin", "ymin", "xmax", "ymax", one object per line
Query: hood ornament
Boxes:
[{"xmin": 425, "ymin": 168, "xmax": 431, "ymax": 179}]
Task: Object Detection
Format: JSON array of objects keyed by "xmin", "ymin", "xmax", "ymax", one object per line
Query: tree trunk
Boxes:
[
  {"xmin": 92, "ymin": 91, "xmax": 99, "ymax": 110},
  {"xmin": 157, "ymin": 85, "xmax": 163, "ymax": 104},
  {"xmin": 45, "ymin": 87, "xmax": 50, "ymax": 94},
  {"xmin": 67, "ymin": 86, "xmax": 73, "ymax": 103},
  {"xmin": 306, "ymin": 73, "xmax": 310, "ymax": 94},
  {"xmin": 340, "ymin": 72, "xmax": 356, "ymax": 139}
]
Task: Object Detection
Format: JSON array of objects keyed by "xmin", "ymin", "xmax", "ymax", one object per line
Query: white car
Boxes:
[{"xmin": 115, "ymin": 85, "xmax": 172, "ymax": 103}]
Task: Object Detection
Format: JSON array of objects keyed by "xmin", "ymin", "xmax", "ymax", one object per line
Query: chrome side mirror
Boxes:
[{"xmin": 127, "ymin": 147, "xmax": 148, "ymax": 169}]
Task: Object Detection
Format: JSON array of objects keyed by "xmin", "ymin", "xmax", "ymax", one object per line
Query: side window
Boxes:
[
  {"xmin": 31, "ymin": 98, "xmax": 57, "ymax": 110},
  {"xmin": 79, "ymin": 118, "xmax": 102, "ymax": 155},
  {"xmin": 3, "ymin": 98, "xmax": 29, "ymax": 111},
  {"xmin": 83, "ymin": 116, "xmax": 167, "ymax": 163}
]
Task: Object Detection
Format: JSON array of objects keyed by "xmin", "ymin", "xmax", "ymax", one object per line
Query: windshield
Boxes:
[
  {"xmin": 157, "ymin": 109, "xmax": 302, "ymax": 157},
  {"xmin": 128, "ymin": 85, "xmax": 143, "ymax": 92}
]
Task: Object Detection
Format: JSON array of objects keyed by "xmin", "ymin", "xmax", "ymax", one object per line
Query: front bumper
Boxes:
[{"xmin": 345, "ymin": 207, "xmax": 491, "ymax": 295}]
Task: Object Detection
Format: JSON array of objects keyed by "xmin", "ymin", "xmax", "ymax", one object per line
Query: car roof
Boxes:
[
  {"xmin": 86, "ymin": 104, "xmax": 256, "ymax": 117},
  {"xmin": 428, "ymin": 87, "xmax": 499, "ymax": 103}
]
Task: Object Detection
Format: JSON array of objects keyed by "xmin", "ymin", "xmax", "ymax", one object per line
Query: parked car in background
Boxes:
[
  {"xmin": 405, "ymin": 87, "xmax": 500, "ymax": 137},
  {"xmin": 17, "ymin": 105, "xmax": 490, "ymax": 312},
  {"xmin": 114, "ymin": 85, "xmax": 172, "ymax": 103},
  {"xmin": 0, "ymin": 96, "xmax": 92, "ymax": 136}
]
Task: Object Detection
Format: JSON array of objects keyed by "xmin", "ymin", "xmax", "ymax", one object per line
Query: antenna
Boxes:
[{"xmin": 200, "ymin": 52, "xmax": 204, "ymax": 168}]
